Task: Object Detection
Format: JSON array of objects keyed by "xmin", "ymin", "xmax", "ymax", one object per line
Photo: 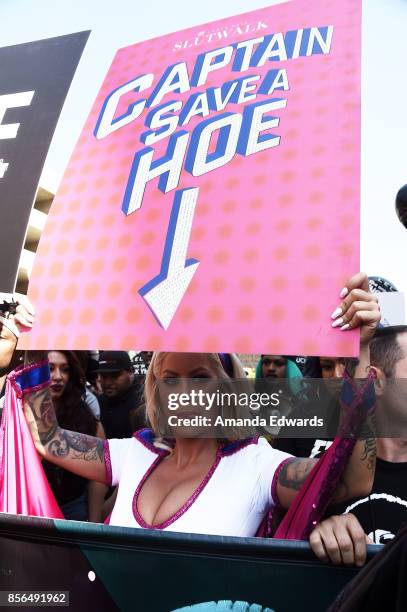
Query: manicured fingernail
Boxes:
[
  {"xmin": 332, "ymin": 317, "xmax": 344, "ymax": 328},
  {"xmin": 340, "ymin": 323, "xmax": 350, "ymax": 331},
  {"xmin": 339, "ymin": 287, "xmax": 349, "ymax": 299},
  {"xmin": 18, "ymin": 317, "xmax": 32, "ymax": 327},
  {"xmin": 331, "ymin": 307, "xmax": 342, "ymax": 320}
]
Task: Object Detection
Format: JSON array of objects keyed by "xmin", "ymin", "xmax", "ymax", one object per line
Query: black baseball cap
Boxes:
[{"xmin": 98, "ymin": 351, "xmax": 132, "ymax": 373}]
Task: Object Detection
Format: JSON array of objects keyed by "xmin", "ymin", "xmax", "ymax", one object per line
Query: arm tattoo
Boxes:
[
  {"xmin": 48, "ymin": 429, "xmax": 104, "ymax": 463},
  {"xmin": 279, "ymin": 457, "xmax": 350, "ymax": 501},
  {"xmin": 40, "ymin": 424, "xmax": 59, "ymax": 445},
  {"xmin": 27, "ymin": 391, "xmax": 57, "ymax": 432},
  {"xmin": 358, "ymin": 410, "xmax": 376, "ymax": 472},
  {"xmin": 278, "ymin": 458, "xmax": 317, "ymax": 490},
  {"xmin": 25, "ymin": 387, "xmax": 58, "ymax": 446},
  {"xmin": 25, "ymin": 382, "xmax": 103, "ymax": 464},
  {"xmin": 361, "ymin": 436, "xmax": 376, "ymax": 472}
]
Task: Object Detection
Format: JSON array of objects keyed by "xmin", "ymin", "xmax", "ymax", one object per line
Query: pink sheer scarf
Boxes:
[
  {"xmin": 273, "ymin": 436, "xmax": 356, "ymax": 540},
  {"xmin": 0, "ymin": 368, "xmax": 63, "ymax": 519},
  {"xmin": 263, "ymin": 371, "xmax": 376, "ymax": 540}
]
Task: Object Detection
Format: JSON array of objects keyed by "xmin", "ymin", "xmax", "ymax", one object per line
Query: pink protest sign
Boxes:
[{"xmin": 22, "ymin": 0, "xmax": 362, "ymax": 355}]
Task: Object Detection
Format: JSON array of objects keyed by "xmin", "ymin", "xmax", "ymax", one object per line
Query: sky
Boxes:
[{"xmin": 1, "ymin": 0, "xmax": 407, "ymax": 305}]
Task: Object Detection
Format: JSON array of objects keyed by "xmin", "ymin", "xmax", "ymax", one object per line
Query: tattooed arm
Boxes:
[
  {"xmin": 22, "ymin": 351, "xmax": 107, "ymax": 484},
  {"xmin": 276, "ymin": 273, "xmax": 378, "ymax": 510},
  {"xmin": 276, "ymin": 390, "xmax": 376, "ymax": 509}
]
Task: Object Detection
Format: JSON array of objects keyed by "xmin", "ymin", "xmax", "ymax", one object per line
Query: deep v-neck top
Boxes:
[{"xmin": 104, "ymin": 429, "xmax": 291, "ymax": 537}]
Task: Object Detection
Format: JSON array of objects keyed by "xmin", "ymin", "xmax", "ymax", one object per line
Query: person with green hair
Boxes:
[
  {"xmin": 255, "ymin": 355, "xmax": 303, "ymax": 399},
  {"xmin": 255, "ymin": 355, "xmax": 303, "ymax": 380}
]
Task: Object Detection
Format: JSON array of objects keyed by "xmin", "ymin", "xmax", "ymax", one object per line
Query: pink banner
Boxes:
[
  {"xmin": 22, "ymin": 0, "xmax": 361, "ymax": 356},
  {"xmin": 0, "ymin": 375, "xmax": 63, "ymax": 519}
]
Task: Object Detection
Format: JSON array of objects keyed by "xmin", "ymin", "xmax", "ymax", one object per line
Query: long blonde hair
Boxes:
[{"xmin": 144, "ymin": 352, "xmax": 249, "ymax": 437}]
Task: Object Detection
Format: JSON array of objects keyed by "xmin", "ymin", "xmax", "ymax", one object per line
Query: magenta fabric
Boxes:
[
  {"xmin": 273, "ymin": 436, "xmax": 356, "ymax": 540},
  {"xmin": 0, "ymin": 376, "xmax": 63, "ymax": 519},
  {"xmin": 273, "ymin": 372, "xmax": 376, "ymax": 541}
]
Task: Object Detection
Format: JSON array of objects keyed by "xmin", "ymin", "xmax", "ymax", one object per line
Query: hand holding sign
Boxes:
[
  {"xmin": 0, "ymin": 293, "xmax": 35, "ymax": 338},
  {"xmin": 0, "ymin": 293, "xmax": 35, "ymax": 369},
  {"xmin": 330, "ymin": 273, "xmax": 380, "ymax": 345}
]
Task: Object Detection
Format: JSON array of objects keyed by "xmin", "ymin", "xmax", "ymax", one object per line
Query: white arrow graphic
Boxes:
[{"xmin": 139, "ymin": 187, "xmax": 200, "ymax": 330}]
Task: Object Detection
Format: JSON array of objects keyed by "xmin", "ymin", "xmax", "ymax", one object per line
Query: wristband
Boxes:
[
  {"xmin": 338, "ymin": 369, "xmax": 376, "ymax": 439},
  {"xmin": 341, "ymin": 368, "xmax": 376, "ymax": 412},
  {"xmin": 8, "ymin": 360, "xmax": 50, "ymax": 398}
]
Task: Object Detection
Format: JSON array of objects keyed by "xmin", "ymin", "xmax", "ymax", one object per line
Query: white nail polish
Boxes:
[
  {"xmin": 332, "ymin": 317, "xmax": 344, "ymax": 328},
  {"xmin": 331, "ymin": 307, "xmax": 342, "ymax": 320},
  {"xmin": 339, "ymin": 287, "xmax": 349, "ymax": 299},
  {"xmin": 340, "ymin": 323, "xmax": 350, "ymax": 331}
]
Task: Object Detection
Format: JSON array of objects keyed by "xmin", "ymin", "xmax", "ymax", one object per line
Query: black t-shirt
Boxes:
[
  {"xmin": 273, "ymin": 434, "xmax": 407, "ymax": 544},
  {"xmin": 273, "ymin": 437, "xmax": 333, "ymax": 458},
  {"xmin": 272, "ymin": 389, "xmax": 339, "ymax": 458},
  {"xmin": 100, "ymin": 383, "xmax": 145, "ymax": 439},
  {"xmin": 326, "ymin": 458, "xmax": 407, "ymax": 544}
]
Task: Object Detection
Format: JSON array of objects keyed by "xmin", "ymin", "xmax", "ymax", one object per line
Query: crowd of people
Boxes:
[{"xmin": 1, "ymin": 272, "xmax": 406, "ymax": 573}]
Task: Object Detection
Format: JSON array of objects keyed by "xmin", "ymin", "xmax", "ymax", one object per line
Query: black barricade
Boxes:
[{"xmin": 0, "ymin": 513, "xmax": 380, "ymax": 612}]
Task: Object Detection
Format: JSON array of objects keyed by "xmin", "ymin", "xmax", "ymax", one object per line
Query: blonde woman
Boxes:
[{"xmin": 20, "ymin": 273, "xmax": 379, "ymax": 538}]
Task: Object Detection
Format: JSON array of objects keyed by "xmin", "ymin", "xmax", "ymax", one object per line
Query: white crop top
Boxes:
[{"xmin": 104, "ymin": 429, "xmax": 292, "ymax": 537}]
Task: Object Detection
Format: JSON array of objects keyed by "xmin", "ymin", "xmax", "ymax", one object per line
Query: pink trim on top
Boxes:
[
  {"xmin": 271, "ymin": 457, "xmax": 293, "ymax": 507},
  {"xmin": 103, "ymin": 440, "xmax": 113, "ymax": 486},
  {"xmin": 132, "ymin": 446, "xmax": 223, "ymax": 530}
]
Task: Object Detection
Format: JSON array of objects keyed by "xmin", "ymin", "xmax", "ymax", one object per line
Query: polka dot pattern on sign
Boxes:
[{"xmin": 21, "ymin": 0, "xmax": 361, "ymax": 357}]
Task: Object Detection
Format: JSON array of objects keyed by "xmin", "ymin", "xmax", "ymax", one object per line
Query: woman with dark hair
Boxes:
[{"xmin": 45, "ymin": 351, "xmax": 106, "ymax": 521}]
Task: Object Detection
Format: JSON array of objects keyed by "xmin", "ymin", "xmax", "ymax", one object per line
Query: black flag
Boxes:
[{"xmin": 0, "ymin": 31, "xmax": 90, "ymax": 291}]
